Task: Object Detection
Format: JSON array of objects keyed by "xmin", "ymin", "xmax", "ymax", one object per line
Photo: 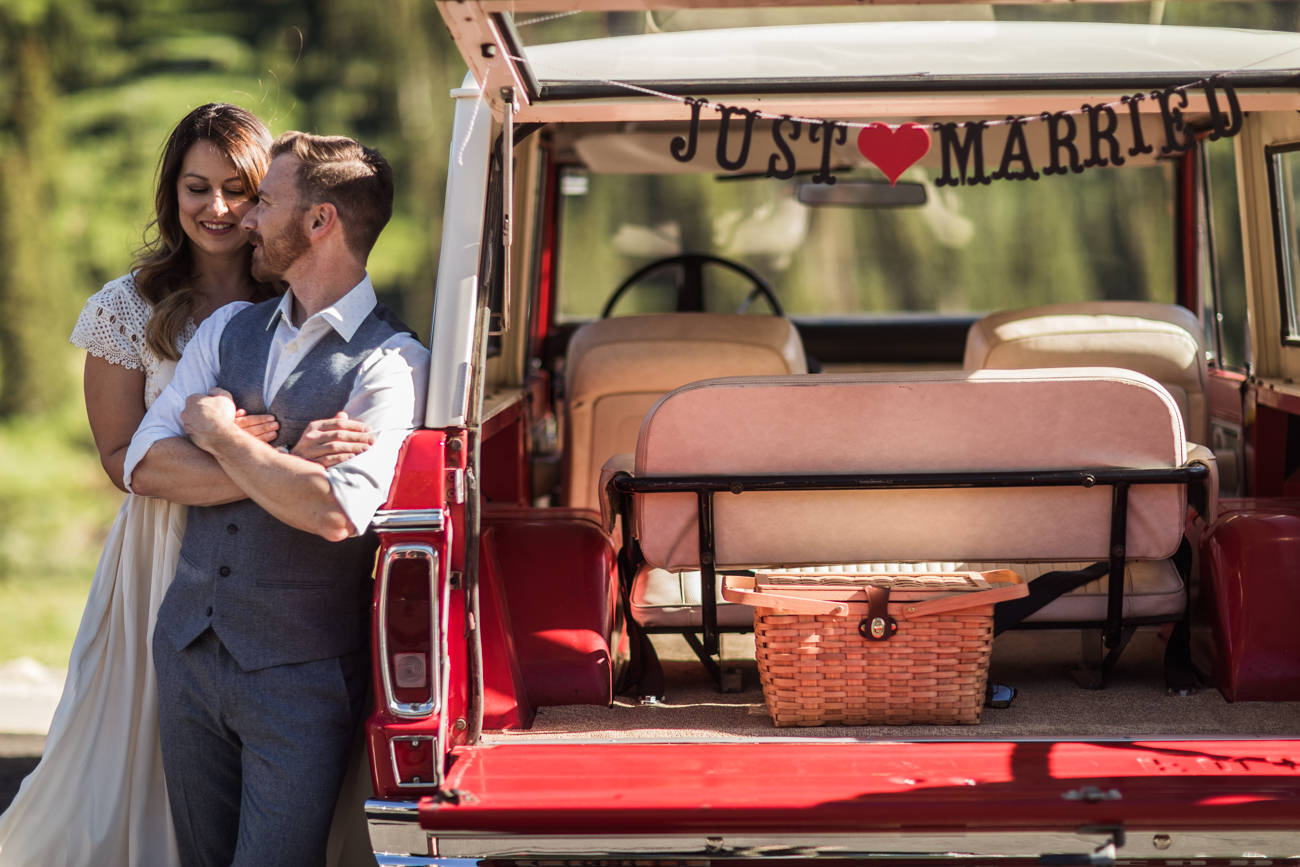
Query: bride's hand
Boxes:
[
  {"xmin": 233, "ymin": 408, "xmax": 280, "ymax": 443},
  {"xmin": 291, "ymin": 412, "xmax": 375, "ymax": 467}
]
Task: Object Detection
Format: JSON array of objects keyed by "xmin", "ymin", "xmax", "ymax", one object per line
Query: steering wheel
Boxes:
[{"xmin": 600, "ymin": 253, "xmax": 784, "ymax": 318}]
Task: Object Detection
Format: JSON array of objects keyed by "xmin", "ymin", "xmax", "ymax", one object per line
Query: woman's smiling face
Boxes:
[{"xmin": 176, "ymin": 138, "xmax": 256, "ymax": 260}]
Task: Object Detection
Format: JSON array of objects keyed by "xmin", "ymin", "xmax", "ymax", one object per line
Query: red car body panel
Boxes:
[
  {"xmin": 419, "ymin": 740, "xmax": 1300, "ymax": 835},
  {"xmin": 1202, "ymin": 498, "xmax": 1300, "ymax": 702}
]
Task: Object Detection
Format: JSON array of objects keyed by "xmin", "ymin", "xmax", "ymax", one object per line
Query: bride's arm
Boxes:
[
  {"xmin": 83, "ymin": 357, "xmax": 280, "ymax": 493},
  {"xmin": 83, "ymin": 356, "xmax": 146, "ymax": 492}
]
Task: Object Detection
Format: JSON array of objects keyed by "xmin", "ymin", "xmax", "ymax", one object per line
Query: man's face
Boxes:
[{"xmin": 242, "ymin": 154, "xmax": 312, "ymax": 283}]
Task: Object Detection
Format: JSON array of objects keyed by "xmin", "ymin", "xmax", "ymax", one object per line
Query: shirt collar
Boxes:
[{"xmin": 264, "ymin": 274, "xmax": 377, "ymax": 341}]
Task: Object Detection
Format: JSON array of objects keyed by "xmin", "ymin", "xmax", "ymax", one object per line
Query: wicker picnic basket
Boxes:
[{"xmin": 722, "ymin": 570, "xmax": 1027, "ymax": 727}]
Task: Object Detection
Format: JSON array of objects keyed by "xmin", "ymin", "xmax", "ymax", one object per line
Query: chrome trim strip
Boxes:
[
  {"xmin": 366, "ymin": 798, "xmax": 1300, "ymax": 862},
  {"xmin": 377, "ymin": 544, "xmax": 441, "ymax": 719},
  {"xmin": 366, "ymin": 799, "xmax": 444, "ymax": 865},
  {"xmin": 429, "ymin": 830, "xmax": 1300, "ymax": 860},
  {"xmin": 372, "ymin": 509, "xmax": 446, "ymax": 532}
]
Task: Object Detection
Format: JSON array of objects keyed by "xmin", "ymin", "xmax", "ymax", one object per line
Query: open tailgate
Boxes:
[{"xmin": 419, "ymin": 740, "xmax": 1300, "ymax": 857}]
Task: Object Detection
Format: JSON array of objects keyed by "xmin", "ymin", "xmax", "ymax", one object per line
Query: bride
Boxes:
[{"xmin": 0, "ymin": 103, "xmax": 375, "ymax": 866}]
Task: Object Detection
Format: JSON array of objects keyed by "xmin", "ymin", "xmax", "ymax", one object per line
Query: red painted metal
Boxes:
[
  {"xmin": 384, "ymin": 429, "xmax": 450, "ymax": 509},
  {"xmin": 529, "ymin": 149, "xmax": 559, "ymax": 354},
  {"xmin": 483, "ymin": 506, "xmax": 617, "ymax": 707},
  {"xmin": 369, "ymin": 429, "xmax": 463, "ymax": 798},
  {"xmin": 481, "ymin": 405, "xmax": 530, "ymax": 506},
  {"xmin": 1253, "ymin": 382, "xmax": 1300, "ymax": 416},
  {"xmin": 1246, "ymin": 399, "xmax": 1293, "ymax": 497},
  {"xmin": 1202, "ymin": 497, "xmax": 1300, "ymax": 701},
  {"xmin": 477, "ymin": 527, "xmax": 536, "ymax": 730},
  {"xmin": 1205, "ymin": 369, "xmax": 1246, "ymax": 495},
  {"xmin": 419, "ymin": 740, "xmax": 1300, "ymax": 834}
]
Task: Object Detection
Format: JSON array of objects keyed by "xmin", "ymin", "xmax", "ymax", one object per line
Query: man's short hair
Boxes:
[{"xmin": 272, "ymin": 131, "xmax": 394, "ymax": 258}]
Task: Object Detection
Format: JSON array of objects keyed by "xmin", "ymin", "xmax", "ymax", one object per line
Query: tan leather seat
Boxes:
[
  {"xmin": 563, "ymin": 313, "xmax": 806, "ymax": 511},
  {"xmin": 604, "ymin": 368, "xmax": 1207, "ymax": 631},
  {"xmin": 963, "ymin": 301, "xmax": 1207, "ymax": 444}
]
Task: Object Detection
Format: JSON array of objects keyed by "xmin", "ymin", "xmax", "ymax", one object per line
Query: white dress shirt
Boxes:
[{"xmin": 124, "ymin": 276, "xmax": 429, "ymax": 536}]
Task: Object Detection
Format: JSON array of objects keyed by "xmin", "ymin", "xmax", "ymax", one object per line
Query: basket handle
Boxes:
[
  {"xmin": 720, "ymin": 570, "xmax": 1027, "ymax": 618},
  {"xmin": 720, "ymin": 575, "xmax": 850, "ymax": 616},
  {"xmin": 897, "ymin": 569, "xmax": 1028, "ymax": 619}
]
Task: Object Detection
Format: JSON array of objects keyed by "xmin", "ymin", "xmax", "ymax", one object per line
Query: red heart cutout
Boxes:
[{"xmin": 856, "ymin": 123, "xmax": 932, "ymax": 185}]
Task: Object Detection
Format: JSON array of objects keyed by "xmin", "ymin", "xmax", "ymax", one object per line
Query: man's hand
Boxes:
[
  {"xmin": 181, "ymin": 388, "xmax": 242, "ymax": 452},
  {"xmin": 291, "ymin": 412, "xmax": 375, "ymax": 467},
  {"xmin": 233, "ymin": 408, "xmax": 279, "ymax": 443}
]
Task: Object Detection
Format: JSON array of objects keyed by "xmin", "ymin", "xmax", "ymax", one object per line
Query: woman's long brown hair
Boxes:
[{"xmin": 134, "ymin": 103, "xmax": 275, "ymax": 360}]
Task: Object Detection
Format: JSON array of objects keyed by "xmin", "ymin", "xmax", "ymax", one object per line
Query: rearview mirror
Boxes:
[{"xmin": 797, "ymin": 179, "xmax": 927, "ymax": 207}]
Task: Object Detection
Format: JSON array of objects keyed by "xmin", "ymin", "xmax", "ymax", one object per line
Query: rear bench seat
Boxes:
[
  {"xmin": 564, "ymin": 313, "xmax": 806, "ymax": 511},
  {"xmin": 602, "ymin": 369, "xmax": 1212, "ymax": 693}
]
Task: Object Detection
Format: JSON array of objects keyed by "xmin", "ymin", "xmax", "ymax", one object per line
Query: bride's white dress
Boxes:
[
  {"xmin": 0, "ymin": 275, "xmax": 378, "ymax": 866},
  {"xmin": 0, "ymin": 274, "xmax": 187, "ymax": 866}
]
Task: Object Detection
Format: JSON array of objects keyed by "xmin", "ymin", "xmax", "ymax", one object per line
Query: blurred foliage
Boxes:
[
  {"xmin": 0, "ymin": 0, "xmax": 463, "ymax": 423},
  {"xmin": 0, "ymin": 360, "xmax": 123, "ymax": 665},
  {"xmin": 0, "ymin": 0, "xmax": 468, "ymax": 647}
]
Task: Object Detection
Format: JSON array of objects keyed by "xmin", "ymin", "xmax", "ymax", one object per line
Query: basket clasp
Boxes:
[{"xmin": 858, "ymin": 585, "xmax": 899, "ymax": 641}]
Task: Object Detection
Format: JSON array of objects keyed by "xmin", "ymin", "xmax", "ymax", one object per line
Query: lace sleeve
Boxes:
[{"xmin": 69, "ymin": 275, "xmax": 151, "ymax": 371}]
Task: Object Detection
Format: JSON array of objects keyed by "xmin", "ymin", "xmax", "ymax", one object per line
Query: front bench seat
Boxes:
[
  {"xmin": 963, "ymin": 301, "xmax": 1207, "ymax": 444},
  {"xmin": 563, "ymin": 313, "xmax": 806, "ymax": 512}
]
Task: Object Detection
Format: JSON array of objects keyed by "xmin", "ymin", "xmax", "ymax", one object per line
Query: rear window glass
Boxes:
[{"xmin": 556, "ymin": 164, "xmax": 1177, "ymax": 321}]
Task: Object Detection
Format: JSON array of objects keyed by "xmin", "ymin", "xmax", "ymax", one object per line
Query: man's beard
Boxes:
[{"xmin": 250, "ymin": 221, "xmax": 310, "ymax": 282}]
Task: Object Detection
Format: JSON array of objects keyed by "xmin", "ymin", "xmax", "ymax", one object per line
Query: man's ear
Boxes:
[{"xmin": 305, "ymin": 202, "xmax": 339, "ymax": 240}]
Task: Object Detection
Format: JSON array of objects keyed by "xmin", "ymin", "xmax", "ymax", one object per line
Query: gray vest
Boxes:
[{"xmin": 155, "ymin": 297, "xmax": 412, "ymax": 671}]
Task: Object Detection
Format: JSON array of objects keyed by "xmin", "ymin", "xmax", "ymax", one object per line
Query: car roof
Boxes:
[
  {"xmin": 439, "ymin": 2, "xmax": 1300, "ymax": 124},
  {"xmin": 525, "ymin": 20, "xmax": 1300, "ymax": 94}
]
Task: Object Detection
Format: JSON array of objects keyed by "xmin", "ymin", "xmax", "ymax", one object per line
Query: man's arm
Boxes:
[
  {"xmin": 129, "ymin": 435, "xmax": 249, "ymax": 506},
  {"xmin": 123, "ymin": 302, "xmax": 252, "ymax": 502},
  {"xmin": 181, "ymin": 389, "xmax": 355, "ymax": 541},
  {"xmin": 322, "ymin": 337, "xmax": 429, "ymax": 536},
  {"xmin": 173, "ymin": 331, "xmax": 428, "ymax": 541}
]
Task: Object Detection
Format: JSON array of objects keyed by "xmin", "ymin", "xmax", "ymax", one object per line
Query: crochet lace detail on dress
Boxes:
[
  {"xmin": 69, "ymin": 274, "xmax": 196, "ymax": 409},
  {"xmin": 70, "ymin": 274, "xmax": 151, "ymax": 371}
]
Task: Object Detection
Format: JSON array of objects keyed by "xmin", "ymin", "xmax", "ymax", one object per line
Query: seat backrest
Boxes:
[
  {"xmin": 626, "ymin": 369, "xmax": 1188, "ymax": 571},
  {"xmin": 963, "ymin": 301, "xmax": 1207, "ymax": 444},
  {"xmin": 563, "ymin": 313, "xmax": 806, "ymax": 510}
]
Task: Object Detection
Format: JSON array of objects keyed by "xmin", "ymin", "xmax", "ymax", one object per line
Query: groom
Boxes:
[{"xmin": 124, "ymin": 132, "xmax": 428, "ymax": 866}]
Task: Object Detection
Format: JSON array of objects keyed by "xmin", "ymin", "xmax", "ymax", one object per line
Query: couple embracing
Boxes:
[{"xmin": 0, "ymin": 103, "xmax": 428, "ymax": 866}]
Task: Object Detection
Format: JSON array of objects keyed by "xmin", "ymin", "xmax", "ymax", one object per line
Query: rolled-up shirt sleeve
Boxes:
[
  {"xmin": 327, "ymin": 334, "xmax": 430, "ymax": 535},
  {"xmin": 122, "ymin": 302, "xmax": 250, "ymax": 491}
]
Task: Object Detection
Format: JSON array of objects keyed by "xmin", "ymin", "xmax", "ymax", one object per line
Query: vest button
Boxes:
[
  {"xmin": 227, "ymin": 524, "xmax": 238, "ymax": 535},
  {"xmin": 206, "ymin": 606, "xmax": 213, "ymax": 617},
  {"xmin": 218, "ymin": 566, "xmax": 231, "ymax": 577}
]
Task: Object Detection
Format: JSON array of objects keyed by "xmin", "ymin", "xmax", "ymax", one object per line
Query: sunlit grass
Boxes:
[{"xmin": 0, "ymin": 388, "xmax": 123, "ymax": 668}]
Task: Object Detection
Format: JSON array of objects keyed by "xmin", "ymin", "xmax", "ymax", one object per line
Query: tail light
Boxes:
[
  {"xmin": 388, "ymin": 735, "xmax": 438, "ymax": 788},
  {"xmin": 378, "ymin": 544, "xmax": 440, "ymax": 717}
]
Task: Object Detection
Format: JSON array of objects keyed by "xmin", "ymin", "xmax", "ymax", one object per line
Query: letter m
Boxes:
[{"xmin": 936, "ymin": 121, "xmax": 988, "ymax": 187}]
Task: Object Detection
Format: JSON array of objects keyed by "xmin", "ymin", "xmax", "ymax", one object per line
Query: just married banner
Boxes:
[{"xmin": 665, "ymin": 78, "xmax": 1244, "ymax": 186}]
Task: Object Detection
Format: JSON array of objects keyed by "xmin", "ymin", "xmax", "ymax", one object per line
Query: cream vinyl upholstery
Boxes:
[
  {"xmin": 564, "ymin": 313, "xmax": 806, "ymax": 511},
  {"xmin": 963, "ymin": 302, "xmax": 1207, "ymax": 444},
  {"xmin": 627, "ymin": 560, "xmax": 1184, "ymax": 628},
  {"xmin": 606, "ymin": 368, "xmax": 1205, "ymax": 628}
]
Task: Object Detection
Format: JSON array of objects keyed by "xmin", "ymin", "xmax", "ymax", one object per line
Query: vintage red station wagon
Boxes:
[{"xmin": 361, "ymin": 1, "xmax": 1300, "ymax": 862}]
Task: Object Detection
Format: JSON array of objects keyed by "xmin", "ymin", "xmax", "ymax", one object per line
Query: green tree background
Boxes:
[{"xmin": 0, "ymin": 0, "xmax": 464, "ymax": 664}]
